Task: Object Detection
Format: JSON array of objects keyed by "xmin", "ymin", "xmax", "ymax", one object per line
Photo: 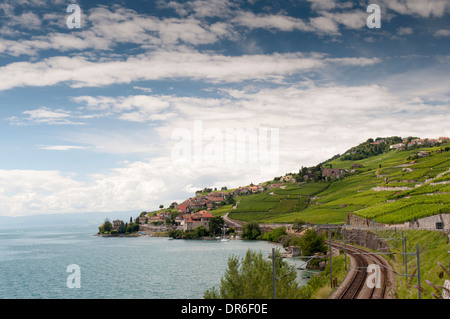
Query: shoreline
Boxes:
[{"xmin": 96, "ymin": 232, "xmax": 242, "ymax": 240}]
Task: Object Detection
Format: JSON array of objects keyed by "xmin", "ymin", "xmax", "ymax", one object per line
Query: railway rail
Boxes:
[{"xmin": 330, "ymin": 242, "xmax": 394, "ymax": 299}]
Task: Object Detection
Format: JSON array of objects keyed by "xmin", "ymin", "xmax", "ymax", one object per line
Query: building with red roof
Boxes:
[{"xmin": 182, "ymin": 210, "xmax": 214, "ymax": 232}]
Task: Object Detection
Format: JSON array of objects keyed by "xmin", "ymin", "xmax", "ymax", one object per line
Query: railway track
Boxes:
[{"xmin": 330, "ymin": 242, "xmax": 393, "ymax": 299}]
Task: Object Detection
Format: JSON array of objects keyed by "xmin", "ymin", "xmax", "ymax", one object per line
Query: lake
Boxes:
[{"xmin": 0, "ymin": 227, "xmax": 315, "ymax": 299}]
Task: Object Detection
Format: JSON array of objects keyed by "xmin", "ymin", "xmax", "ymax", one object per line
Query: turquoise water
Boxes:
[{"xmin": 0, "ymin": 227, "xmax": 313, "ymax": 299}]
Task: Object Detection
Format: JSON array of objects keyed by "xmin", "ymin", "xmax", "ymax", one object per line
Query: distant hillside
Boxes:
[
  {"xmin": 0, "ymin": 211, "xmax": 135, "ymax": 230},
  {"xmin": 217, "ymin": 137, "xmax": 450, "ymax": 226}
]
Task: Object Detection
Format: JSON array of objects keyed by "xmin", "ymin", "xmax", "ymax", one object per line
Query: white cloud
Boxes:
[
  {"xmin": 232, "ymin": 9, "xmax": 367, "ymax": 35},
  {"xmin": 0, "ymin": 1, "xmax": 385, "ymax": 57},
  {"xmin": 325, "ymin": 57, "xmax": 380, "ymax": 66},
  {"xmin": 0, "ymin": 50, "xmax": 381, "ymax": 91},
  {"xmin": 71, "ymin": 81, "xmax": 449, "ymax": 167},
  {"xmin": 232, "ymin": 12, "xmax": 313, "ymax": 32},
  {"xmin": 8, "ymin": 11, "xmax": 42, "ymax": 29},
  {"xmin": 8, "ymin": 107, "xmax": 85, "ymax": 126},
  {"xmin": 161, "ymin": 0, "xmax": 235, "ymax": 18},
  {"xmin": 0, "ymin": 5, "xmax": 235, "ymax": 57},
  {"xmin": 434, "ymin": 29, "xmax": 450, "ymax": 37},
  {"xmin": 23, "ymin": 107, "xmax": 70, "ymax": 120},
  {"xmin": 0, "ymin": 158, "xmax": 262, "ymax": 217},
  {"xmin": 133, "ymin": 86, "xmax": 153, "ymax": 93},
  {"xmin": 0, "ymin": 166, "xmax": 166, "ymax": 217},
  {"xmin": 37, "ymin": 145, "xmax": 88, "ymax": 151},
  {"xmin": 319, "ymin": 10, "xmax": 367, "ymax": 30},
  {"xmin": 309, "ymin": 16, "xmax": 340, "ymax": 34},
  {"xmin": 379, "ymin": 0, "xmax": 450, "ymax": 18},
  {"xmin": 397, "ymin": 27, "xmax": 414, "ymax": 36},
  {"xmin": 58, "ymin": 130, "xmax": 160, "ymax": 155},
  {"xmin": 305, "ymin": 0, "xmax": 354, "ymax": 11}
]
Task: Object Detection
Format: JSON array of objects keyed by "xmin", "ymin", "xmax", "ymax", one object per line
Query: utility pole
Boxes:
[
  {"xmin": 404, "ymin": 236, "xmax": 408, "ymax": 275},
  {"xmin": 448, "ymin": 249, "xmax": 450, "ymax": 273},
  {"xmin": 417, "ymin": 244, "xmax": 421, "ymax": 300},
  {"xmin": 272, "ymin": 248, "xmax": 276, "ymax": 299},
  {"xmin": 344, "ymin": 227, "xmax": 347, "ymax": 271},
  {"xmin": 394, "ymin": 227, "xmax": 397, "ymax": 248},
  {"xmin": 329, "ymin": 230, "xmax": 333, "ymax": 288}
]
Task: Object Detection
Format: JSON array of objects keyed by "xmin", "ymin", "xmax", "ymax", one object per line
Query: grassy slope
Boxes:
[
  {"xmin": 376, "ymin": 229, "xmax": 450, "ymax": 299},
  {"xmin": 222, "ymin": 142, "xmax": 450, "ymax": 225}
]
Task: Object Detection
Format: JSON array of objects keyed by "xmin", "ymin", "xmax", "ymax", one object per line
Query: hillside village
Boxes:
[
  {"xmin": 390, "ymin": 137, "xmax": 450, "ymax": 150},
  {"xmin": 99, "ymin": 136, "xmax": 450, "ymax": 237}
]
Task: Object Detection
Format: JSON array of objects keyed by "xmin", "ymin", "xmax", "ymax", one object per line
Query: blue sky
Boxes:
[{"xmin": 0, "ymin": 0, "xmax": 449, "ymax": 217}]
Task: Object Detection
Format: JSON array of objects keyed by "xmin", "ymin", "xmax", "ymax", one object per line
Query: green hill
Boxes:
[{"xmin": 217, "ymin": 138, "xmax": 450, "ymax": 226}]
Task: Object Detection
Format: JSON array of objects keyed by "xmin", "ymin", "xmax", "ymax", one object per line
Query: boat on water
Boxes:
[{"xmin": 219, "ymin": 226, "xmax": 229, "ymax": 242}]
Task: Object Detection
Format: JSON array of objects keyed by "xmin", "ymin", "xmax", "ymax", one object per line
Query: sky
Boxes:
[{"xmin": 0, "ymin": 0, "xmax": 449, "ymax": 217}]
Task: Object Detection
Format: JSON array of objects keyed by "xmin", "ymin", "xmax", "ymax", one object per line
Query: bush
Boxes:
[
  {"xmin": 292, "ymin": 219, "xmax": 306, "ymax": 231},
  {"xmin": 262, "ymin": 227, "xmax": 287, "ymax": 242},
  {"xmin": 168, "ymin": 229, "xmax": 183, "ymax": 239},
  {"xmin": 278, "ymin": 234, "xmax": 302, "ymax": 248},
  {"xmin": 298, "ymin": 229, "xmax": 327, "ymax": 256},
  {"xmin": 98, "ymin": 218, "xmax": 113, "ymax": 234},
  {"xmin": 241, "ymin": 222, "xmax": 261, "ymax": 240},
  {"xmin": 168, "ymin": 227, "xmax": 210, "ymax": 239},
  {"xmin": 193, "ymin": 226, "xmax": 210, "ymax": 238}
]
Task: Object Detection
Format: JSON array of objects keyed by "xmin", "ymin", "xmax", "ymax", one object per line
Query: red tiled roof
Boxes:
[{"xmin": 198, "ymin": 211, "xmax": 213, "ymax": 218}]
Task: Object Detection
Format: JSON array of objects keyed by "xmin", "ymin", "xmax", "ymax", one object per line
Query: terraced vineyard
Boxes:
[{"xmin": 217, "ymin": 140, "xmax": 450, "ymax": 226}]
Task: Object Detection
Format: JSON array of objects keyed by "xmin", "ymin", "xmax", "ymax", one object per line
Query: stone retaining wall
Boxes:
[{"xmin": 346, "ymin": 212, "xmax": 450, "ymax": 231}]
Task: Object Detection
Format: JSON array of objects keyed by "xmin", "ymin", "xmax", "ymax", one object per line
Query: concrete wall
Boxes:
[
  {"xmin": 443, "ymin": 280, "xmax": 450, "ymax": 299},
  {"xmin": 341, "ymin": 228, "xmax": 391, "ymax": 252}
]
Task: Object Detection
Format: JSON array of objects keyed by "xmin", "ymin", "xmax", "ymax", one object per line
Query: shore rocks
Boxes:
[{"xmin": 282, "ymin": 246, "xmax": 301, "ymax": 258}]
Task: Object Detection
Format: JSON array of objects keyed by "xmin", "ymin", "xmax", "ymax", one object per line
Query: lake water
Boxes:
[{"xmin": 0, "ymin": 227, "xmax": 315, "ymax": 299}]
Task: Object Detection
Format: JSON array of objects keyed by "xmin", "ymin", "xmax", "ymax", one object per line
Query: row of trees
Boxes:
[
  {"xmin": 168, "ymin": 216, "xmax": 236, "ymax": 239},
  {"xmin": 195, "ymin": 186, "xmax": 229, "ymax": 194},
  {"xmin": 98, "ymin": 217, "xmax": 140, "ymax": 235},
  {"xmin": 340, "ymin": 137, "xmax": 403, "ymax": 161}
]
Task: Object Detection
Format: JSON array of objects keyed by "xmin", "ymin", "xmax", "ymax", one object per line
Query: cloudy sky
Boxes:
[{"xmin": 0, "ymin": 0, "xmax": 449, "ymax": 217}]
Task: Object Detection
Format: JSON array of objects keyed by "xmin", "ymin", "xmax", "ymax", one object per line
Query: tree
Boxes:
[
  {"xmin": 204, "ymin": 249, "xmax": 302, "ymax": 299},
  {"xmin": 126, "ymin": 222, "xmax": 139, "ymax": 233},
  {"xmin": 242, "ymin": 222, "xmax": 261, "ymax": 240},
  {"xmin": 126, "ymin": 224, "xmax": 134, "ymax": 233},
  {"xmin": 298, "ymin": 229, "xmax": 327, "ymax": 256},
  {"xmin": 224, "ymin": 193, "xmax": 236, "ymax": 206},
  {"xmin": 159, "ymin": 204, "xmax": 164, "ymax": 209},
  {"xmin": 292, "ymin": 219, "xmax": 306, "ymax": 232},
  {"xmin": 209, "ymin": 216, "xmax": 225, "ymax": 236},
  {"xmin": 118, "ymin": 221, "xmax": 126, "ymax": 234},
  {"xmin": 262, "ymin": 227, "xmax": 286, "ymax": 242},
  {"xmin": 193, "ymin": 226, "xmax": 209, "ymax": 238},
  {"xmin": 99, "ymin": 218, "xmax": 112, "ymax": 233}
]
